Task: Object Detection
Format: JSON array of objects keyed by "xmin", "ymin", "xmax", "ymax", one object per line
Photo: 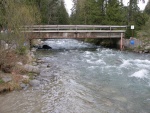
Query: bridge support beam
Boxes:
[{"xmin": 120, "ymin": 33, "xmax": 123, "ymax": 51}]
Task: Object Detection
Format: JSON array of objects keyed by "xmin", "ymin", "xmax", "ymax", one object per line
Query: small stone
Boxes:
[
  {"xmin": 29, "ymin": 80, "xmax": 40, "ymax": 87},
  {"xmin": 32, "ymin": 62, "xmax": 38, "ymax": 66},
  {"xmin": 34, "ymin": 73, "xmax": 38, "ymax": 76},
  {"xmin": 40, "ymin": 64, "xmax": 47, "ymax": 68},
  {"xmin": 31, "ymin": 48, "xmax": 36, "ymax": 52},
  {"xmin": 22, "ymin": 75, "xmax": 29, "ymax": 80},
  {"xmin": 2, "ymin": 77, "xmax": 12, "ymax": 83},
  {"xmin": 37, "ymin": 60, "xmax": 44, "ymax": 64},
  {"xmin": 24, "ymin": 64, "xmax": 40, "ymax": 73},
  {"xmin": 139, "ymin": 51, "xmax": 143, "ymax": 54},
  {"xmin": 145, "ymin": 46, "xmax": 150, "ymax": 50},
  {"xmin": 16, "ymin": 62, "xmax": 23, "ymax": 66},
  {"xmin": 20, "ymin": 83, "xmax": 26, "ymax": 88},
  {"xmin": 30, "ymin": 52, "xmax": 35, "ymax": 58},
  {"xmin": 37, "ymin": 58, "xmax": 42, "ymax": 60},
  {"xmin": 47, "ymin": 64, "xmax": 51, "ymax": 68},
  {"xmin": 144, "ymin": 50, "xmax": 149, "ymax": 53},
  {"xmin": 32, "ymin": 67, "xmax": 40, "ymax": 73}
]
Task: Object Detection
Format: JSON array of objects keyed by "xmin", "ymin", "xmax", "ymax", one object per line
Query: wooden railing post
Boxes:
[
  {"xmin": 76, "ymin": 25, "xmax": 77, "ymax": 31},
  {"xmin": 57, "ymin": 25, "xmax": 59, "ymax": 31}
]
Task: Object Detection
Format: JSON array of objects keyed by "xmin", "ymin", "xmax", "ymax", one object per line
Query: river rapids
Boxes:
[{"xmin": 0, "ymin": 39, "xmax": 150, "ymax": 113}]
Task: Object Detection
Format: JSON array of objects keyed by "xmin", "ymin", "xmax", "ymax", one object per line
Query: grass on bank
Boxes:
[{"xmin": 0, "ymin": 48, "xmax": 31, "ymax": 93}]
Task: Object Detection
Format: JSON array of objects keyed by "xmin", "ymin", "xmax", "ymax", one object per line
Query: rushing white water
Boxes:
[
  {"xmin": 0, "ymin": 39, "xmax": 150, "ymax": 113},
  {"xmin": 130, "ymin": 69, "xmax": 149, "ymax": 79}
]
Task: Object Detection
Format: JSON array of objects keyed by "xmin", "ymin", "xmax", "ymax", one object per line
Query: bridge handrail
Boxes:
[
  {"xmin": 23, "ymin": 30, "xmax": 126, "ymax": 33},
  {"xmin": 21, "ymin": 25, "xmax": 127, "ymax": 31}
]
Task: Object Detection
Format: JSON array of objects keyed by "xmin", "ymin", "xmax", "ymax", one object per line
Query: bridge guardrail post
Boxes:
[{"xmin": 76, "ymin": 25, "xmax": 77, "ymax": 32}]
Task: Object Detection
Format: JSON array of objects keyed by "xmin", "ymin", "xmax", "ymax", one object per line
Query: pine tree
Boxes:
[
  {"xmin": 145, "ymin": 0, "xmax": 150, "ymax": 15},
  {"xmin": 105, "ymin": 0, "xmax": 126, "ymax": 25},
  {"xmin": 57, "ymin": 0, "xmax": 69, "ymax": 24},
  {"xmin": 71, "ymin": 0, "xmax": 106, "ymax": 24}
]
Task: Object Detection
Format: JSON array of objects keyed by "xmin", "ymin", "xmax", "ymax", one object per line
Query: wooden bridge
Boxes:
[{"xmin": 22, "ymin": 25, "xmax": 127, "ymax": 39}]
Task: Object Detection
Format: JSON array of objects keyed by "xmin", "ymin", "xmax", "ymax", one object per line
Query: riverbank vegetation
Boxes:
[
  {"xmin": 0, "ymin": 0, "xmax": 38, "ymax": 92},
  {"xmin": 0, "ymin": 0, "xmax": 69, "ymax": 93},
  {"xmin": 138, "ymin": 1, "xmax": 150, "ymax": 38}
]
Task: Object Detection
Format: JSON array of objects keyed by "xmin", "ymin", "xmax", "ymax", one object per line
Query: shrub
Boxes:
[
  {"xmin": 0, "ymin": 78, "xmax": 4, "ymax": 84},
  {"xmin": 16, "ymin": 46, "xmax": 27, "ymax": 55}
]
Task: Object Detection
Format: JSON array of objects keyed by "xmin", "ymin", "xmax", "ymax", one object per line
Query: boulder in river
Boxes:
[
  {"xmin": 42, "ymin": 45, "xmax": 52, "ymax": 49},
  {"xmin": 38, "ymin": 45, "xmax": 52, "ymax": 49}
]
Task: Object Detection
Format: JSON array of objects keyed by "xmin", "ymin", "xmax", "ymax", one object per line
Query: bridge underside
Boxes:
[{"xmin": 29, "ymin": 31, "xmax": 125, "ymax": 39}]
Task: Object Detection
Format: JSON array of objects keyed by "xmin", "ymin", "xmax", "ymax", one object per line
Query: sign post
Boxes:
[{"xmin": 131, "ymin": 25, "xmax": 134, "ymax": 37}]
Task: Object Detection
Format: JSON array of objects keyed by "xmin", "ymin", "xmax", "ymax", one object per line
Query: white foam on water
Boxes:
[
  {"xmin": 130, "ymin": 69, "xmax": 149, "ymax": 79},
  {"xmin": 85, "ymin": 51, "xmax": 91, "ymax": 54},
  {"xmin": 131, "ymin": 59, "xmax": 150, "ymax": 69},
  {"xmin": 86, "ymin": 59, "xmax": 106, "ymax": 65},
  {"xmin": 97, "ymin": 53, "xmax": 102, "ymax": 57},
  {"xmin": 120, "ymin": 60, "xmax": 132, "ymax": 68},
  {"xmin": 95, "ymin": 59, "xmax": 106, "ymax": 65},
  {"xmin": 105, "ymin": 65, "xmax": 118, "ymax": 69},
  {"xmin": 45, "ymin": 39, "xmax": 92, "ymax": 49},
  {"xmin": 136, "ymin": 64, "xmax": 150, "ymax": 69},
  {"xmin": 86, "ymin": 59, "xmax": 95, "ymax": 64},
  {"xmin": 120, "ymin": 59, "xmax": 150, "ymax": 69},
  {"xmin": 133, "ymin": 59, "xmax": 150, "ymax": 65},
  {"xmin": 101, "ymin": 49, "xmax": 113, "ymax": 54},
  {"xmin": 88, "ymin": 66, "xmax": 99, "ymax": 69},
  {"xmin": 83, "ymin": 51, "xmax": 93, "ymax": 58}
]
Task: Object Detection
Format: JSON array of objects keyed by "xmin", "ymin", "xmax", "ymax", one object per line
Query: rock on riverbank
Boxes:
[{"xmin": 0, "ymin": 50, "xmax": 42, "ymax": 93}]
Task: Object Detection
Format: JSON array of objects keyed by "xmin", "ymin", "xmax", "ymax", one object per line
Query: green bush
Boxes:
[
  {"xmin": 16, "ymin": 46, "xmax": 27, "ymax": 55},
  {"xmin": 0, "ymin": 78, "xmax": 4, "ymax": 84}
]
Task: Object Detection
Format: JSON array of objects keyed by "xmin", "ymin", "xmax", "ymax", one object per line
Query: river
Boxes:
[{"xmin": 0, "ymin": 39, "xmax": 150, "ymax": 113}]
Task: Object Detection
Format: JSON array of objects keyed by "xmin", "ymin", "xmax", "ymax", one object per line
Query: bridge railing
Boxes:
[{"xmin": 22, "ymin": 25, "xmax": 127, "ymax": 31}]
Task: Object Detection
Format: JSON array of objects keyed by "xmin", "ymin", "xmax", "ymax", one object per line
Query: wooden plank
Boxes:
[{"xmin": 23, "ymin": 30, "xmax": 126, "ymax": 33}]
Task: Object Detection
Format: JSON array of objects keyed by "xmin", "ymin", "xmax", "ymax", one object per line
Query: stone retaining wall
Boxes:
[{"xmin": 123, "ymin": 37, "xmax": 143, "ymax": 48}]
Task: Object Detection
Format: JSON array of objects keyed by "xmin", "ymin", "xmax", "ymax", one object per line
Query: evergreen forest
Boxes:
[{"xmin": 0, "ymin": 0, "xmax": 150, "ymax": 41}]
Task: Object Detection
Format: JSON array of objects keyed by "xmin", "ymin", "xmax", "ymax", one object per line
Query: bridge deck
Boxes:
[{"xmin": 22, "ymin": 25, "xmax": 127, "ymax": 39}]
